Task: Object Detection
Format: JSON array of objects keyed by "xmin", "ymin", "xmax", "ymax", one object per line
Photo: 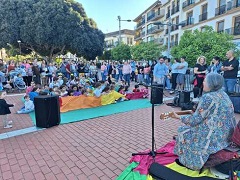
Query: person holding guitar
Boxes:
[{"xmin": 171, "ymin": 73, "xmax": 236, "ymax": 171}]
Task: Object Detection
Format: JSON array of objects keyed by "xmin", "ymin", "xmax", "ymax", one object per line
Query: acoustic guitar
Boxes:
[{"xmin": 160, "ymin": 110, "xmax": 193, "ymax": 120}]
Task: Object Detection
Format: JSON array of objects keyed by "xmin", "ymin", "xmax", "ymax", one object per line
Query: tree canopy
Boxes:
[
  {"xmin": 0, "ymin": 0, "xmax": 104, "ymax": 61},
  {"xmin": 131, "ymin": 42, "xmax": 165, "ymax": 61},
  {"xmin": 111, "ymin": 43, "xmax": 131, "ymax": 61},
  {"xmin": 171, "ymin": 26, "xmax": 238, "ymax": 67}
]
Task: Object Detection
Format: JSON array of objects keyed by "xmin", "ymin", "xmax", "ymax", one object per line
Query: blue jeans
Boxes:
[
  {"xmin": 224, "ymin": 78, "xmax": 237, "ymax": 94},
  {"xmin": 123, "ymin": 73, "xmax": 130, "ymax": 86}
]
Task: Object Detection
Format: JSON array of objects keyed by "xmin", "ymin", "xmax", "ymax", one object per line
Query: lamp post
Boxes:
[
  {"xmin": 17, "ymin": 40, "xmax": 21, "ymax": 55},
  {"xmin": 153, "ymin": 18, "xmax": 185, "ymax": 58},
  {"xmin": 117, "ymin": 16, "xmax": 131, "ymax": 44}
]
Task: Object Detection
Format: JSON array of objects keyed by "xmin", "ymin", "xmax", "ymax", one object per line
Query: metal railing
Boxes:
[
  {"xmin": 199, "ymin": 12, "xmax": 208, "ymax": 22},
  {"xmin": 147, "ymin": 13, "xmax": 155, "ymax": 21},
  {"xmin": 181, "ymin": 17, "xmax": 194, "ymax": 27},
  {"xmin": 182, "ymin": 0, "xmax": 195, "ymax": 9},
  {"xmin": 215, "ymin": 4, "xmax": 226, "ymax": 16},
  {"xmin": 171, "ymin": 5, "xmax": 180, "ymax": 15},
  {"xmin": 227, "ymin": 0, "xmax": 240, "ymax": 11},
  {"xmin": 225, "ymin": 27, "xmax": 240, "ymax": 36}
]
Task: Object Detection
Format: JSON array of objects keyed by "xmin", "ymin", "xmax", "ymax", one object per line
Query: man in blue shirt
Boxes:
[{"xmin": 153, "ymin": 57, "xmax": 168, "ymax": 85}]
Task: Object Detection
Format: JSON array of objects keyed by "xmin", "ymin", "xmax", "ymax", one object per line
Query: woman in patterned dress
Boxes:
[{"xmin": 173, "ymin": 73, "xmax": 236, "ymax": 170}]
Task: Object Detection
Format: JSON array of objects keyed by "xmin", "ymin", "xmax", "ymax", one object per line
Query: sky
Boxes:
[{"xmin": 77, "ymin": 0, "xmax": 167, "ymax": 34}]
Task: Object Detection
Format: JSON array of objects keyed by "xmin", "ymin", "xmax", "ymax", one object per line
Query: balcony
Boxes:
[
  {"xmin": 135, "ymin": 20, "xmax": 146, "ymax": 29},
  {"xmin": 215, "ymin": 4, "xmax": 226, "ymax": 16},
  {"xmin": 227, "ymin": 0, "xmax": 240, "ymax": 11},
  {"xmin": 141, "ymin": 31, "xmax": 146, "ymax": 37},
  {"xmin": 170, "ymin": 41, "xmax": 178, "ymax": 47},
  {"xmin": 152, "ymin": 9, "xmax": 165, "ymax": 20},
  {"xmin": 199, "ymin": 12, "xmax": 208, "ymax": 22},
  {"xmin": 181, "ymin": 17, "xmax": 194, "ymax": 27},
  {"xmin": 147, "ymin": 26, "xmax": 164, "ymax": 34},
  {"xmin": 147, "ymin": 13, "xmax": 155, "ymax": 21},
  {"xmin": 166, "ymin": 11, "xmax": 170, "ymax": 19},
  {"xmin": 171, "ymin": 25, "xmax": 179, "ymax": 32},
  {"xmin": 182, "ymin": 0, "xmax": 195, "ymax": 9},
  {"xmin": 154, "ymin": 38, "xmax": 164, "ymax": 45},
  {"xmin": 225, "ymin": 27, "xmax": 240, "ymax": 36},
  {"xmin": 134, "ymin": 34, "xmax": 141, "ymax": 40},
  {"xmin": 171, "ymin": 5, "xmax": 180, "ymax": 15}
]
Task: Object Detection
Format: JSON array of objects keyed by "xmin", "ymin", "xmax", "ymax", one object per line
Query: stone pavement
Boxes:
[{"xmin": 0, "ymin": 94, "xmax": 239, "ymax": 180}]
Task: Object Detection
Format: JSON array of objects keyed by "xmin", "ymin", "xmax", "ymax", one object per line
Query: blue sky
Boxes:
[{"xmin": 77, "ymin": 0, "xmax": 165, "ymax": 33}]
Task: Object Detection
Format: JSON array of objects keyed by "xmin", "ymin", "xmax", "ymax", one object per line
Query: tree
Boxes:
[
  {"xmin": 111, "ymin": 43, "xmax": 131, "ymax": 61},
  {"xmin": 131, "ymin": 42, "xmax": 165, "ymax": 61},
  {"xmin": 0, "ymin": 0, "xmax": 104, "ymax": 61},
  {"xmin": 171, "ymin": 26, "xmax": 238, "ymax": 67}
]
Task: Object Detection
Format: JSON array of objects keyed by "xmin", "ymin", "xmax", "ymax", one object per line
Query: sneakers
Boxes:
[
  {"xmin": 8, "ymin": 121, "xmax": 13, "ymax": 125},
  {"xmin": 4, "ymin": 124, "xmax": 12, "ymax": 129}
]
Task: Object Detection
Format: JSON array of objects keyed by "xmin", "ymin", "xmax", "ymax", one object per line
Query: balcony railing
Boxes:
[
  {"xmin": 134, "ymin": 34, "xmax": 141, "ymax": 40},
  {"xmin": 181, "ymin": 17, "xmax": 194, "ymax": 27},
  {"xmin": 166, "ymin": 11, "xmax": 170, "ymax": 19},
  {"xmin": 147, "ymin": 13, "xmax": 155, "ymax": 21},
  {"xmin": 170, "ymin": 41, "xmax": 178, "ymax": 47},
  {"xmin": 152, "ymin": 9, "xmax": 165, "ymax": 20},
  {"xmin": 148, "ymin": 26, "xmax": 164, "ymax": 34},
  {"xmin": 135, "ymin": 20, "xmax": 146, "ymax": 29},
  {"xmin": 227, "ymin": 0, "xmax": 240, "ymax": 11},
  {"xmin": 225, "ymin": 27, "xmax": 240, "ymax": 36},
  {"xmin": 171, "ymin": 5, "xmax": 180, "ymax": 15},
  {"xmin": 199, "ymin": 12, "xmax": 208, "ymax": 22},
  {"xmin": 171, "ymin": 25, "xmax": 179, "ymax": 32},
  {"xmin": 182, "ymin": 0, "xmax": 195, "ymax": 9},
  {"xmin": 215, "ymin": 4, "xmax": 226, "ymax": 16}
]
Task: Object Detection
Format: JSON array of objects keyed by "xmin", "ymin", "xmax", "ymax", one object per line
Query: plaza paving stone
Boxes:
[{"xmin": 0, "ymin": 94, "xmax": 239, "ymax": 179}]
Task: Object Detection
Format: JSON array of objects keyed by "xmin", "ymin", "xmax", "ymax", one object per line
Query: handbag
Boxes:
[{"xmin": 189, "ymin": 75, "xmax": 196, "ymax": 84}]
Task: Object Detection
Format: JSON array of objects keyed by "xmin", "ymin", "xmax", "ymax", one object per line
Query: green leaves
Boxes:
[
  {"xmin": 171, "ymin": 26, "xmax": 237, "ymax": 67},
  {"xmin": 0, "ymin": 0, "xmax": 104, "ymax": 61},
  {"xmin": 111, "ymin": 43, "xmax": 131, "ymax": 61},
  {"xmin": 131, "ymin": 42, "xmax": 165, "ymax": 61}
]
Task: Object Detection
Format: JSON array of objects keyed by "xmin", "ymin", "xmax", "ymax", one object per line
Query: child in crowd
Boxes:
[
  {"xmin": 133, "ymin": 84, "xmax": 140, "ymax": 92},
  {"xmin": 140, "ymin": 86, "xmax": 149, "ymax": 98},
  {"xmin": 26, "ymin": 81, "xmax": 35, "ymax": 94},
  {"xmin": 72, "ymin": 85, "xmax": 81, "ymax": 96},
  {"xmin": 59, "ymin": 85, "xmax": 68, "ymax": 97},
  {"xmin": 17, "ymin": 95, "xmax": 34, "ymax": 114},
  {"xmin": 0, "ymin": 91, "xmax": 14, "ymax": 128}
]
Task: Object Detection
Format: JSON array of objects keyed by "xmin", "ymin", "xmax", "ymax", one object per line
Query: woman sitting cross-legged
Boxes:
[{"xmin": 172, "ymin": 73, "xmax": 236, "ymax": 171}]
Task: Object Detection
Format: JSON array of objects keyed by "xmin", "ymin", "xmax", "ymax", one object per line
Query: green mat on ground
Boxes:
[{"xmin": 29, "ymin": 99, "xmax": 153, "ymax": 125}]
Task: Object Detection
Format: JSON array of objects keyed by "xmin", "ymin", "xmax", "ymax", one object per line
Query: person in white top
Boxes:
[
  {"xmin": 122, "ymin": 61, "xmax": 132, "ymax": 86},
  {"xmin": 17, "ymin": 95, "xmax": 34, "ymax": 114}
]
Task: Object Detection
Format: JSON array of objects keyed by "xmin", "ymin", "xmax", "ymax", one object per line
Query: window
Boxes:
[
  {"xmin": 234, "ymin": 16, "xmax": 240, "ymax": 35},
  {"xmin": 219, "ymin": 0, "xmax": 226, "ymax": 6},
  {"xmin": 130, "ymin": 38, "xmax": 133, "ymax": 45},
  {"xmin": 217, "ymin": 21, "xmax": 224, "ymax": 32},
  {"xmin": 158, "ymin": 8, "xmax": 160, "ymax": 15},
  {"xmin": 202, "ymin": 4, "xmax": 207, "ymax": 13},
  {"xmin": 175, "ymin": 34, "xmax": 179, "ymax": 43},
  {"xmin": 187, "ymin": 11, "xmax": 194, "ymax": 25}
]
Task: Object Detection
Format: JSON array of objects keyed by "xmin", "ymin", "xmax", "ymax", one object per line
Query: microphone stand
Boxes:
[{"xmin": 132, "ymin": 83, "xmax": 166, "ymax": 159}]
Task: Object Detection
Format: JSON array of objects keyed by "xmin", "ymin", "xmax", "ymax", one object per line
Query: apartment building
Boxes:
[
  {"xmin": 104, "ymin": 29, "xmax": 135, "ymax": 50},
  {"xmin": 134, "ymin": 0, "xmax": 240, "ymax": 50}
]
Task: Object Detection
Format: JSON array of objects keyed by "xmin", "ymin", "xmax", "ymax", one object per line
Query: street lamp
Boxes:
[
  {"xmin": 17, "ymin": 40, "xmax": 21, "ymax": 55},
  {"xmin": 153, "ymin": 18, "xmax": 185, "ymax": 58},
  {"xmin": 117, "ymin": 16, "xmax": 131, "ymax": 44}
]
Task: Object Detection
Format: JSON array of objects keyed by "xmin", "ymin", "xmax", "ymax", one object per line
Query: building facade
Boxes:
[
  {"xmin": 134, "ymin": 0, "xmax": 240, "ymax": 50},
  {"xmin": 104, "ymin": 29, "xmax": 135, "ymax": 50}
]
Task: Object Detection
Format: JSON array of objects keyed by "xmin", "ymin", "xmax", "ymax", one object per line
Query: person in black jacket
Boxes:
[{"xmin": 0, "ymin": 91, "xmax": 14, "ymax": 128}]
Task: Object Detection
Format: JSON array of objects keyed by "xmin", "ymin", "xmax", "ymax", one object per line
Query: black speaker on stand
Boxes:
[
  {"xmin": 34, "ymin": 95, "xmax": 61, "ymax": 128},
  {"xmin": 150, "ymin": 84, "xmax": 163, "ymax": 104}
]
